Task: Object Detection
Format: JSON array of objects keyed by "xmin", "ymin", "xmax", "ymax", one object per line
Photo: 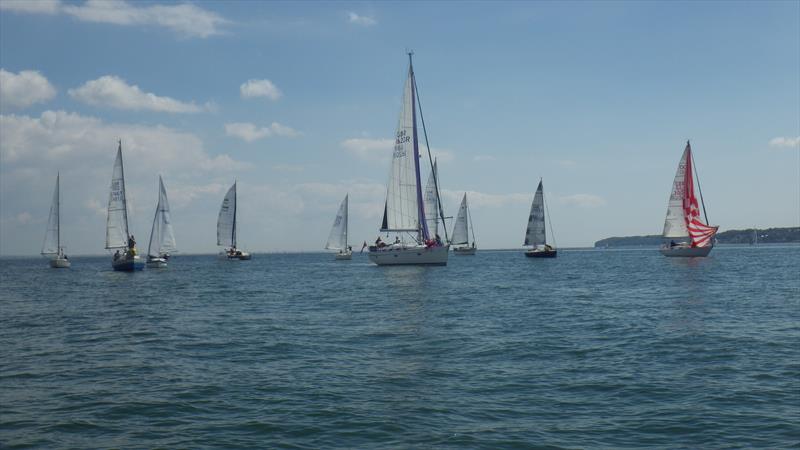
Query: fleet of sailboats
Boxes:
[
  {"xmin": 217, "ymin": 181, "xmax": 251, "ymax": 260},
  {"xmin": 41, "ymin": 173, "xmax": 70, "ymax": 268},
  {"xmin": 367, "ymin": 53, "xmax": 449, "ymax": 266},
  {"xmin": 106, "ymin": 141, "xmax": 144, "ymax": 271},
  {"xmin": 451, "ymin": 193, "xmax": 477, "ymax": 255},
  {"xmin": 146, "ymin": 176, "xmax": 177, "ymax": 268},
  {"xmin": 524, "ymin": 179, "xmax": 557, "ymax": 258},
  {"xmin": 325, "ymin": 194, "xmax": 352, "ymax": 260},
  {"xmin": 660, "ymin": 141, "xmax": 718, "ymax": 257}
]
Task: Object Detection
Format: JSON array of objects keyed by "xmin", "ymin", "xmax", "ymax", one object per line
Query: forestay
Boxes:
[
  {"xmin": 41, "ymin": 174, "xmax": 60, "ymax": 255},
  {"xmin": 524, "ymin": 181, "xmax": 546, "ymax": 247},
  {"xmin": 106, "ymin": 143, "xmax": 129, "ymax": 249},
  {"xmin": 326, "ymin": 194, "xmax": 348, "ymax": 251},
  {"xmin": 451, "ymin": 193, "xmax": 470, "ymax": 245},
  {"xmin": 147, "ymin": 176, "xmax": 177, "ymax": 257},
  {"xmin": 217, "ymin": 182, "xmax": 237, "ymax": 247}
]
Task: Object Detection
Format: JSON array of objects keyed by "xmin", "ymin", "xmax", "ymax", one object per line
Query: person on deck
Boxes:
[
  {"xmin": 128, "ymin": 235, "xmax": 136, "ymax": 249},
  {"xmin": 435, "ymin": 234, "xmax": 442, "ymax": 246}
]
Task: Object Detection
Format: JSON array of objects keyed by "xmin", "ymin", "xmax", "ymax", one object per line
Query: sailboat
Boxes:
[
  {"xmin": 325, "ymin": 194, "xmax": 352, "ymax": 260},
  {"xmin": 424, "ymin": 159, "xmax": 441, "ymax": 238},
  {"xmin": 217, "ymin": 181, "xmax": 251, "ymax": 260},
  {"xmin": 660, "ymin": 141, "xmax": 718, "ymax": 257},
  {"xmin": 42, "ymin": 173, "xmax": 70, "ymax": 268},
  {"xmin": 367, "ymin": 53, "xmax": 449, "ymax": 266},
  {"xmin": 146, "ymin": 176, "xmax": 177, "ymax": 268},
  {"xmin": 107, "ymin": 141, "xmax": 144, "ymax": 271},
  {"xmin": 452, "ymin": 193, "xmax": 477, "ymax": 255},
  {"xmin": 524, "ymin": 179, "xmax": 557, "ymax": 258}
]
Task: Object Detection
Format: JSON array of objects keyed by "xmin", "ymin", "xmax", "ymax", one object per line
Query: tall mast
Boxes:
[
  {"xmin": 232, "ymin": 181, "xmax": 237, "ymax": 248},
  {"xmin": 118, "ymin": 140, "xmax": 130, "ymax": 239},
  {"xmin": 148, "ymin": 176, "xmax": 161, "ymax": 257},
  {"xmin": 466, "ymin": 194, "xmax": 476, "ymax": 245},
  {"xmin": 409, "ymin": 52, "xmax": 429, "ymax": 242},
  {"xmin": 56, "ymin": 172, "xmax": 60, "ymax": 252}
]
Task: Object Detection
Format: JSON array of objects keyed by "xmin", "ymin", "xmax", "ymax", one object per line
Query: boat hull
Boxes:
[
  {"xmin": 112, "ymin": 254, "xmax": 144, "ymax": 271},
  {"xmin": 335, "ymin": 250, "xmax": 352, "ymax": 260},
  {"xmin": 525, "ymin": 249, "xmax": 557, "ymax": 258},
  {"xmin": 453, "ymin": 246, "xmax": 476, "ymax": 255},
  {"xmin": 660, "ymin": 245, "xmax": 713, "ymax": 257},
  {"xmin": 49, "ymin": 258, "xmax": 71, "ymax": 268},
  {"xmin": 220, "ymin": 250, "xmax": 251, "ymax": 260},
  {"xmin": 146, "ymin": 257, "xmax": 168, "ymax": 268},
  {"xmin": 368, "ymin": 244, "xmax": 449, "ymax": 266}
]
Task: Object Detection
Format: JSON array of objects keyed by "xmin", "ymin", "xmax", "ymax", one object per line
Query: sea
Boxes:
[{"xmin": 1, "ymin": 245, "xmax": 798, "ymax": 449}]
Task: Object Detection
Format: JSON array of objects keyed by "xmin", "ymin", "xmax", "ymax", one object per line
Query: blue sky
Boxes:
[{"xmin": 1, "ymin": 0, "xmax": 798, "ymax": 255}]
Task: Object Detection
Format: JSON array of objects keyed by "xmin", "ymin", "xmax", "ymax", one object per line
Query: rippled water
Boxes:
[{"xmin": 1, "ymin": 246, "xmax": 798, "ymax": 448}]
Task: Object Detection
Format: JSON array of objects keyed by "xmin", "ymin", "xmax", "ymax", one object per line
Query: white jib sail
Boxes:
[
  {"xmin": 326, "ymin": 194, "xmax": 348, "ymax": 251},
  {"xmin": 382, "ymin": 69, "xmax": 420, "ymax": 233},
  {"xmin": 42, "ymin": 174, "xmax": 60, "ymax": 255},
  {"xmin": 524, "ymin": 181, "xmax": 546, "ymax": 247},
  {"xmin": 148, "ymin": 176, "xmax": 177, "ymax": 257},
  {"xmin": 662, "ymin": 147, "xmax": 690, "ymax": 238},
  {"xmin": 424, "ymin": 160, "xmax": 440, "ymax": 236},
  {"xmin": 451, "ymin": 193, "xmax": 470, "ymax": 245},
  {"xmin": 217, "ymin": 182, "xmax": 236, "ymax": 247},
  {"xmin": 106, "ymin": 144, "xmax": 129, "ymax": 249}
]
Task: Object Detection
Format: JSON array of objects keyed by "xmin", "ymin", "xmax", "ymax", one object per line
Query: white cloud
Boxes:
[
  {"xmin": 240, "ymin": 79, "xmax": 282, "ymax": 100},
  {"xmin": 347, "ymin": 12, "xmax": 377, "ymax": 26},
  {"xmin": 0, "ymin": 69, "xmax": 57, "ymax": 109},
  {"xmin": 557, "ymin": 194, "xmax": 607, "ymax": 208},
  {"xmin": 769, "ymin": 136, "xmax": 800, "ymax": 148},
  {"xmin": 341, "ymin": 137, "xmax": 394, "ymax": 163},
  {"xmin": 0, "ymin": 0, "xmax": 60, "ymax": 14},
  {"xmin": 473, "ymin": 155, "xmax": 495, "ymax": 162},
  {"xmin": 441, "ymin": 189, "xmax": 530, "ymax": 208},
  {"xmin": 224, "ymin": 122, "xmax": 300, "ymax": 142},
  {"xmin": 68, "ymin": 75, "xmax": 209, "ymax": 113},
  {"xmin": 271, "ymin": 164, "xmax": 305, "ymax": 172}
]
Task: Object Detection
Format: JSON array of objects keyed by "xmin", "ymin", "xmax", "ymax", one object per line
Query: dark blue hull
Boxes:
[{"xmin": 112, "ymin": 258, "xmax": 145, "ymax": 271}]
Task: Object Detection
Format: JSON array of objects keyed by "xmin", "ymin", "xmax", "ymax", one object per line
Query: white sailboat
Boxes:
[
  {"xmin": 524, "ymin": 179, "xmax": 557, "ymax": 258},
  {"xmin": 146, "ymin": 175, "xmax": 177, "ymax": 268},
  {"xmin": 107, "ymin": 141, "xmax": 144, "ymax": 271},
  {"xmin": 452, "ymin": 193, "xmax": 477, "ymax": 255},
  {"xmin": 325, "ymin": 194, "xmax": 352, "ymax": 260},
  {"xmin": 660, "ymin": 141, "xmax": 718, "ymax": 257},
  {"xmin": 368, "ymin": 53, "xmax": 449, "ymax": 266},
  {"xmin": 42, "ymin": 173, "xmax": 70, "ymax": 268},
  {"xmin": 424, "ymin": 159, "xmax": 441, "ymax": 238},
  {"xmin": 217, "ymin": 181, "xmax": 251, "ymax": 260}
]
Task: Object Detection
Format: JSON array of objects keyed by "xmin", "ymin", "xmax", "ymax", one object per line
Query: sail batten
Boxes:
[
  {"xmin": 106, "ymin": 143, "xmax": 130, "ymax": 249},
  {"xmin": 217, "ymin": 182, "xmax": 237, "ymax": 247},
  {"xmin": 524, "ymin": 181, "xmax": 547, "ymax": 247},
  {"xmin": 147, "ymin": 176, "xmax": 177, "ymax": 257},
  {"xmin": 326, "ymin": 195, "xmax": 349, "ymax": 251}
]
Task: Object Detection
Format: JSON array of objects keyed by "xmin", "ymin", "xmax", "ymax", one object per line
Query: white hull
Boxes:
[
  {"xmin": 453, "ymin": 246, "xmax": 476, "ymax": 255},
  {"xmin": 660, "ymin": 245, "xmax": 713, "ymax": 257},
  {"xmin": 49, "ymin": 258, "xmax": 70, "ymax": 268},
  {"xmin": 368, "ymin": 244, "xmax": 449, "ymax": 266},
  {"xmin": 335, "ymin": 250, "xmax": 352, "ymax": 260},
  {"xmin": 146, "ymin": 257, "xmax": 168, "ymax": 268}
]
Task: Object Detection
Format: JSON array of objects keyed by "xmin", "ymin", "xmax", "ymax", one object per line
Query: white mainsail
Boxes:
[
  {"xmin": 524, "ymin": 181, "xmax": 547, "ymax": 247},
  {"xmin": 451, "ymin": 193, "xmax": 470, "ymax": 246},
  {"xmin": 325, "ymin": 194, "xmax": 348, "ymax": 251},
  {"xmin": 106, "ymin": 142, "xmax": 130, "ymax": 249},
  {"xmin": 662, "ymin": 146, "xmax": 690, "ymax": 239},
  {"xmin": 41, "ymin": 174, "xmax": 61, "ymax": 255},
  {"xmin": 382, "ymin": 68, "xmax": 422, "ymax": 234},
  {"xmin": 424, "ymin": 160, "xmax": 440, "ymax": 237},
  {"xmin": 147, "ymin": 176, "xmax": 177, "ymax": 258},
  {"xmin": 217, "ymin": 182, "xmax": 237, "ymax": 248}
]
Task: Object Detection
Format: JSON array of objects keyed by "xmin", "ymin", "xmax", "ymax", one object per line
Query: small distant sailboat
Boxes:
[
  {"xmin": 42, "ymin": 173, "xmax": 70, "ymax": 268},
  {"xmin": 660, "ymin": 141, "xmax": 718, "ymax": 257},
  {"xmin": 524, "ymin": 179, "xmax": 557, "ymax": 258},
  {"xmin": 368, "ymin": 53, "xmax": 449, "ymax": 266},
  {"xmin": 217, "ymin": 181, "xmax": 251, "ymax": 260},
  {"xmin": 107, "ymin": 141, "xmax": 144, "ymax": 271},
  {"xmin": 146, "ymin": 176, "xmax": 177, "ymax": 268},
  {"xmin": 452, "ymin": 193, "xmax": 477, "ymax": 255},
  {"xmin": 326, "ymin": 194, "xmax": 352, "ymax": 260}
]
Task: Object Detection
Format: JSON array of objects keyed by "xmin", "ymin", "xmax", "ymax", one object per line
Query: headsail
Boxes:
[
  {"xmin": 147, "ymin": 176, "xmax": 177, "ymax": 257},
  {"xmin": 424, "ymin": 160, "xmax": 440, "ymax": 236},
  {"xmin": 106, "ymin": 142, "xmax": 129, "ymax": 249},
  {"xmin": 217, "ymin": 182, "xmax": 237, "ymax": 247},
  {"xmin": 524, "ymin": 180, "xmax": 546, "ymax": 247},
  {"xmin": 451, "ymin": 193, "xmax": 470, "ymax": 245},
  {"xmin": 42, "ymin": 174, "xmax": 60, "ymax": 255},
  {"xmin": 326, "ymin": 194, "xmax": 348, "ymax": 251}
]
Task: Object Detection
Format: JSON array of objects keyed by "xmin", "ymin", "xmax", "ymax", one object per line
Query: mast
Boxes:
[
  {"xmin": 344, "ymin": 194, "xmax": 348, "ymax": 248},
  {"xmin": 147, "ymin": 176, "xmax": 161, "ymax": 257},
  {"xmin": 232, "ymin": 181, "xmax": 237, "ymax": 248},
  {"xmin": 56, "ymin": 172, "xmax": 60, "ymax": 252},
  {"xmin": 542, "ymin": 179, "xmax": 557, "ymax": 248},
  {"xmin": 466, "ymin": 194, "xmax": 476, "ymax": 246},
  {"xmin": 689, "ymin": 141, "xmax": 710, "ymax": 225},
  {"xmin": 118, "ymin": 140, "xmax": 130, "ymax": 239},
  {"xmin": 408, "ymin": 52, "xmax": 429, "ymax": 242}
]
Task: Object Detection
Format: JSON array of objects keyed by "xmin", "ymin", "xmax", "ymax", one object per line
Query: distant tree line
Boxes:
[{"xmin": 594, "ymin": 227, "xmax": 800, "ymax": 248}]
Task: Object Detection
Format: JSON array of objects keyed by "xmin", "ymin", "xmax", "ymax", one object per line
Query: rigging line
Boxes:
[
  {"xmin": 542, "ymin": 183, "xmax": 557, "ymax": 248},
  {"xmin": 412, "ymin": 72, "xmax": 449, "ymax": 243},
  {"xmin": 466, "ymin": 195, "xmax": 476, "ymax": 245},
  {"xmin": 691, "ymin": 148, "xmax": 710, "ymax": 225}
]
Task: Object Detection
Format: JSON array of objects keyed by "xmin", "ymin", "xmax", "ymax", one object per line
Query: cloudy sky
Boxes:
[{"xmin": 1, "ymin": 0, "xmax": 798, "ymax": 255}]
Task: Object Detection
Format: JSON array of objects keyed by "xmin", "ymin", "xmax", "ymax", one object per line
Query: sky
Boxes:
[{"xmin": 0, "ymin": 0, "xmax": 798, "ymax": 255}]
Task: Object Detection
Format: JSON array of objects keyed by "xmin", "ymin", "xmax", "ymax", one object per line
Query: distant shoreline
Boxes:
[{"xmin": 594, "ymin": 227, "xmax": 800, "ymax": 248}]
